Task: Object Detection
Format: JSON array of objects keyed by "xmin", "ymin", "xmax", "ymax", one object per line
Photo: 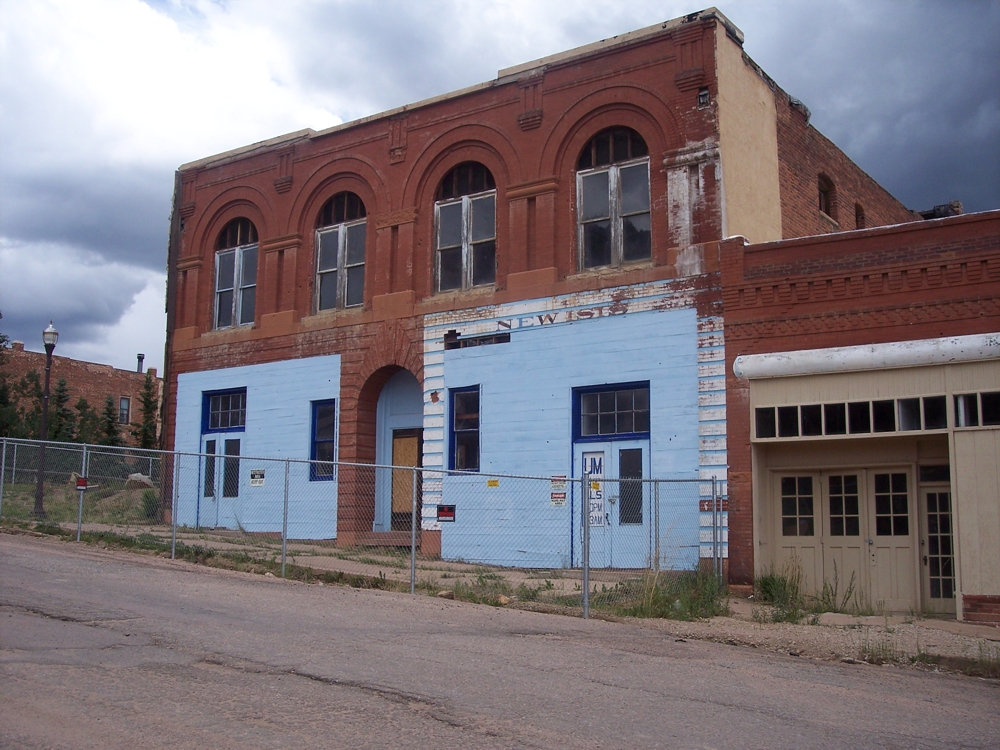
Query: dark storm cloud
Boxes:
[
  {"xmin": 0, "ymin": 166, "xmax": 171, "ymax": 269},
  {"xmin": 731, "ymin": 0, "xmax": 1000, "ymax": 213},
  {"xmin": 0, "ymin": 239, "xmax": 151, "ymax": 349}
]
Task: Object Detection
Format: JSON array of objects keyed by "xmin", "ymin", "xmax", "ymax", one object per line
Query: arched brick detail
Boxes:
[{"xmin": 336, "ymin": 319, "xmax": 423, "ymax": 543}]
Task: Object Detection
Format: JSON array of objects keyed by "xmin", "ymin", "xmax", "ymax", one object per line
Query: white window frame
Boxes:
[
  {"xmin": 435, "ymin": 190, "xmax": 496, "ymax": 292},
  {"xmin": 576, "ymin": 157, "xmax": 651, "ymax": 270},
  {"xmin": 315, "ymin": 218, "xmax": 366, "ymax": 311},
  {"xmin": 214, "ymin": 243, "xmax": 257, "ymax": 329}
]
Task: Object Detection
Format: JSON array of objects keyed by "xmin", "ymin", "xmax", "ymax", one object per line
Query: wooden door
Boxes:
[{"xmin": 391, "ymin": 429, "xmax": 421, "ymax": 530}]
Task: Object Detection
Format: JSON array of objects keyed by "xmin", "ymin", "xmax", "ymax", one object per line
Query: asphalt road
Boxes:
[{"xmin": 1, "ymin": 533, "xmax": 997, "ymax": 749}]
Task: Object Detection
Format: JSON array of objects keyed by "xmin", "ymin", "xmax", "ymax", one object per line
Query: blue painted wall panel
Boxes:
[
  {"xmin": 174, "ymin": 355, "xmax": 340, "ymax": 539},
  {"xmin": 439, "ymin": 306, "xmax": 701, "ymax": 567}
]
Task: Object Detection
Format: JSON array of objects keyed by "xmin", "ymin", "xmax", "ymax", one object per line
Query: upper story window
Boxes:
[
  {"xmin": 435, "ymin": 162, "xmax": 496, "ymax": 292},
  {"xmin": 118, "ymin": 397, "xmax": 131, "ymax": 425},
  {"xmin": 316, "ymin": 192, "xmax": 366, "ymax": 310},
  {"xmin": 855, "ymin": 203, "xmax": 866, "ymax": 229},
  {"xmin": 215, "ymin": 218, "xmax": 258, "ymax": 329},
  {"xmin": 577, "ymin": 128, "xmax": 650, "ymax": 270},
  {"xmin": 818, "ymin": 175, "xmax": 837, "ymax": 220}
]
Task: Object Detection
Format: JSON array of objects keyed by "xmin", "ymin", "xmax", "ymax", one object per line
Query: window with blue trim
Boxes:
[
  {"xmin": 311, "ymin": 400, "xmax": 337, "ymax": 480},
  {"xmin": 573, "ymin": 383, "xmax": 649, "ymax": 441},
  {"xmin": 450, "ymin": 386, "xmax": 480, "ymax": 471},
  {"xmin": 202, "ymin": 388, "xmax": 247, "ymax": 433}
]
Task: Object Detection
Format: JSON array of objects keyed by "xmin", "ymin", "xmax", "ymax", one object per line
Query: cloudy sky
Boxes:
[{"xmin": 1, "ymin": 0, "xmax": 997, "ymax": 373}]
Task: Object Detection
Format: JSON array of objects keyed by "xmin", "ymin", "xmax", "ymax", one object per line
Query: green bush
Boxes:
[{"xmin": 141, "ymin": 489, "xmax": 159, "ymax": 521}]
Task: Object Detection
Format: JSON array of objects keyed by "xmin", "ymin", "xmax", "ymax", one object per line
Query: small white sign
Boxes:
[
  {"xmin": 550, "ymin": 475, "xmax": 567, "ymax": 506},
  {"xmin": 250, "ymin": 469, "xmax": 265, "ymax": 487}
]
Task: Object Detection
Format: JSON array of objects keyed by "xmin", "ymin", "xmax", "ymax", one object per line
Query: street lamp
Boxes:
[{"xmin": 32, "ymin": 321, "xmax": 58, "ymax": 519}]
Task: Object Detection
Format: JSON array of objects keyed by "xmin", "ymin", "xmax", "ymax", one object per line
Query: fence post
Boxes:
[
  {"xmin": 11, "ymin": 442, "xmax": 16, "ymax": 485},
  {"xmin": 281, "ymin": 459, "xmax": 290, "ymax": 578},
  {"xmin": 653, "ymin": 480, "xmax": 660, "ymax": 573},
  {"xmin": 170, "ymin": 453, "xmax": 180, "ymax": 560},
  {"xmin": 76, "ymin": 445, "xmax": 87, "ymax": 542},
  {"xmin": 410, "ymin": 467, "xmax": 418, "ymax": 595},
  {"xmin": 0, "ymin": 438, "xmax": 7, "ymax": 520},
  {"xmin": 712, "ymin": 477, "xmax": 719, "ymax": 579},
  {"xmin": 582, "ymin": 473, "xmax": 590, "ymax": 620}
]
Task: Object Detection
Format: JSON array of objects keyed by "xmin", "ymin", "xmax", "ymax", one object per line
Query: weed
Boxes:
[
  {"xmin": 858, "ymin": 628, "xmax": 900, "ymax": 665},
  {"xmin": 754, "ymin": 562, "xmax": 805, "ymax": 623},
  {"xmin": 815, "ymin": 561, "xmax": 857, "ymax": 614},
  {"xmin": 452, "ymin": 572, "xmax": 514, "ymax": 606},
  {"xmin": 592, "ymin": 570, "xmax": 728, "ymax": 621}
]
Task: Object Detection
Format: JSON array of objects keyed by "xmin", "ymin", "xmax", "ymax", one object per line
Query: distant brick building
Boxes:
[
  {"xmin": 723, "ymin": 210, "xmax": 1000, "ymax": 622},
  {"xmin": 163, "ymin": 9, "xmax": 919, "ymax": 568},
  {"xmin": 2, "ymin": 342, "xmax": 162, "ymax": 446}
]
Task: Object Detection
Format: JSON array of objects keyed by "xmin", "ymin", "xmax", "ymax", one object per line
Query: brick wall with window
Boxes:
[
  {"xmin": 0, "ymin": 343, "xmax": 162, "ymax": 446},
  {"xmin": 721, "ymin": 210, "xmax": 1000, "ymax": 585}
]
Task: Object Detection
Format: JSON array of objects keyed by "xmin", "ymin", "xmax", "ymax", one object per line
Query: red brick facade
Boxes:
[
  {"xmin": 164, "ymin": 11, "xmax": 920, "ymax": 464},
  {"xmin": 774, "ymin": 89, "xmax": 918, "ymax": 238},
  {"xmin": 721, "ymin": 210, "xmax": 1000, "ymax": 585},
  {"xmin": 2, "ymin": 342, "xmax": 162, "ymax": 446}
]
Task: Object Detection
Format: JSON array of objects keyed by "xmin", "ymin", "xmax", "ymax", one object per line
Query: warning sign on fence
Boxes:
[
  {"xmin": 550, "ymin": 475, "xmax": 567, "ymax": 506},
  {"xmin": 250, "ymin": 469, "xmax": 265, "ymax": 487}
]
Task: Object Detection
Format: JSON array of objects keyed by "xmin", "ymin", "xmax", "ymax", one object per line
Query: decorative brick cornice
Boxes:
[
  {"xmin": 506, "ymin": 178, "xmax": 559, "ymax": 201},
  {"xmin": 375, "ymin": 207, "xmax": 418, "ymax": 230},
  {"xmin": 726, "ymin": 296, "xmax": 1000, "ymax": 342},
  {"xmin": 176, "ymin": 256, "xmax": 203, "ymax": 271},
  {"xmin": 259, "ymin": 234, "xmax": 302, "ymax": 254}
]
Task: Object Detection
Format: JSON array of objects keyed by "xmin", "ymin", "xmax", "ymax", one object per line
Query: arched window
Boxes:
[
  {"xmin": 435, "ymin": 162, "xmax": 496, "ymax": 291},
  {"xmin": 855, "ymin": 203, "xmax": 866, "ymax": 230},
  {"xmin": 577, "ymin": 127, "xmax": 650, "ymax": 269},
  {"xmin": 818, "ymin": 175, "xmax": 836, "ymax": 220},
  {"xmin": 316, "ymin": 192, "xmax": 367, "ymax": 310},
  {"xmin": 215, "ymin": 218, "xmax": 258, "ymax": 329}
]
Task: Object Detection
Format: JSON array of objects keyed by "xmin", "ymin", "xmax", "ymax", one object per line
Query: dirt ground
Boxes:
[
  {"xmin": 5, "ymin": 524, "xmax": 999, "ymax": 677},
  {"xmin": 612, "ymin": 597, "xmax": 1000, "ymax": 673}
]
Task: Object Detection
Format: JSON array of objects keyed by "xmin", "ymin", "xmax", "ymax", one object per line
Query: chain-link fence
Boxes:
[{"xmin": 1, "ymin": 437, "xmax": 726, "ymax": 618}]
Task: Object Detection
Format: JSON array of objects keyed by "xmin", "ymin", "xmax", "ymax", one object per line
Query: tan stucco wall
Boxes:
[{"xmin": 714, "ymin": 25, "xmax": 783, "ymax": 243}]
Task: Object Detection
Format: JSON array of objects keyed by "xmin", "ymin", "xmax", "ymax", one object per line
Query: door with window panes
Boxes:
[
  {"xmin": 918, "ymin": 465, "xmax": 956, "ymax": 614},
  {"xmin": 573, "ymin": 384, "xmax": 651, "ymax": 569},
  {"xmin": 775, "ymin": 468, "xmax": 917, "ymax": 612},
  {"xmin": 868, "ymin": 470, "xmax": 917, "ymax": 612}
]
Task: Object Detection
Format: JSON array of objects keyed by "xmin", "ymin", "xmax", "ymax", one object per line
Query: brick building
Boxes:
[
  {"xmin": 722, "ymin": 210, "xmax": 1000, "ymax": 622},
  {"xmin": 2, "ymin": 342, "xmax": 162, "ymax": 446},
  {"xmin": 163, "ymin": 9, "xmax": 918, "ymax": 565}
]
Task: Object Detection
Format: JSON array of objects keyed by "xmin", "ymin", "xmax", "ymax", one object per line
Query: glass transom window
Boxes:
[
  {"xmin": 207, "ymin": 390, "xmax": 246, "ymax": 431},
  {"xmin": 578, "ymin": 385, "xmax": 649, "ymax": 438}
]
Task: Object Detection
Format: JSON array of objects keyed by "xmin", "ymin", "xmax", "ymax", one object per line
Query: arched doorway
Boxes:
[{"xmin": 373, "ymin": 369, "xmax": 423, "ymax": 531}]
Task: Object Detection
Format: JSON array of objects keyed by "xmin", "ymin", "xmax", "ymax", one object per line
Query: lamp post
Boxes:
[{"xmin": 32, "ymin": 322, "xmax": 58, "ymax": 519}]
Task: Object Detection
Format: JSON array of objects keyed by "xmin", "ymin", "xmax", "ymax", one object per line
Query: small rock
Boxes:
[
  {"xmin": 497, "ymin": 595, "xmax": 512, "ymax": 606},
  {"xmin": 436, "ymin": 590, "xmax": 454, "ymax": 599},
  {"xmin": 841, "ymin": 657, "xmax": 861, "ymax": 664},
  {"xmin": 264, "ymin": 572, "xmax": 275, "ymax": 577},
  {"xmin": 789, "ymin": 650, "xmax": 801, "ymax": 657}
]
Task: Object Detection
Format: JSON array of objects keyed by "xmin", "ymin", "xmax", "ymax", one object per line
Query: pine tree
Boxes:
[
  {"xmin": 0, "ymin": 378, "xmax": 18, "ymax": 437},
  {"xmin": 17, "ymin": 370, "xmax": 42, "ymax": 438},
  {"xmin": 75, "ymin": 398, "xmax": 101, "ymax": 445},
  {"xmin": 132, "ymin": 372, "xmax": 159, "ymax": 449},
  {"xmin": 50, "ymin": 378, "xmax": 76, "ymax": 442},
  {"xmin": 98, "ymin": 395, "xmax": 123, "ymax": 447}
]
